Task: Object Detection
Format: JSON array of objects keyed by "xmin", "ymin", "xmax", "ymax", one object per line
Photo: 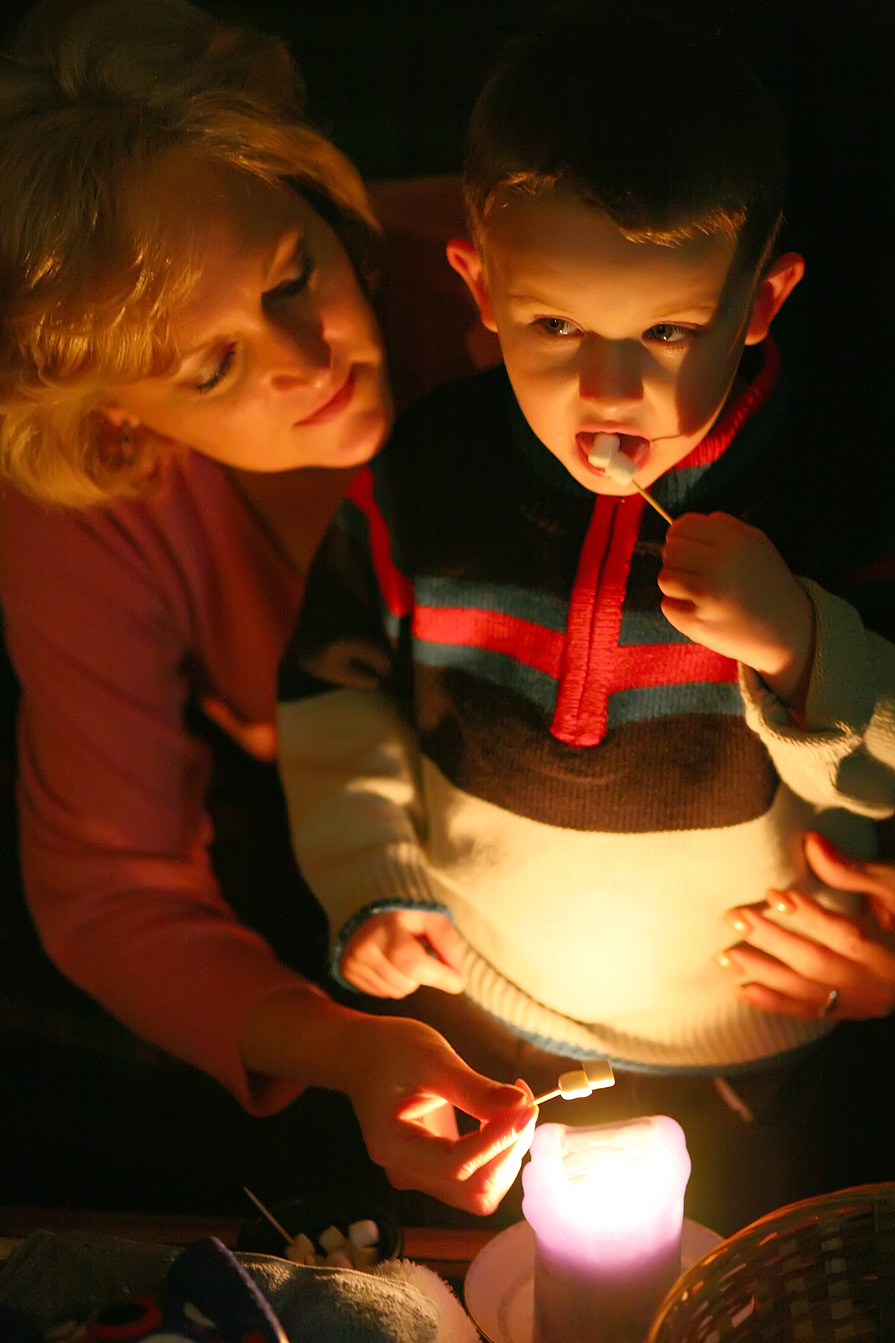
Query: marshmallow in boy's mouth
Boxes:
[
  {"xmin": 584, "ymin": 432, "xmax": 674, "ymax": 525},
  {"xmin": 586, "ymin": 432, "xmax": 638, "ymax": 483}
]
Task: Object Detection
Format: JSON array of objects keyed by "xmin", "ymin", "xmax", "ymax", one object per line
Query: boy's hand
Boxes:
[
  {"xmin": 658, "ymin": 511, "xmax": 815, "ymax": 713},
  {"xmin": 341, "ymin": 910, "xmax": 467, "ymax": 998}
]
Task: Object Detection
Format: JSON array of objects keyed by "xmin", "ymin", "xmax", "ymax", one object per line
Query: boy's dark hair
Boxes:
[{"xmin": 464, "ymin": 5, "xmax": 788, "ymax": 274}]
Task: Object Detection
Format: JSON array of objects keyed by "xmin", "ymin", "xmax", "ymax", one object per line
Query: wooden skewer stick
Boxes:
[
  {"xmin": 531, "ymin": 1086, "xmax": 564, "ymax": 1105},
  {"xmin": 632, "ymin": 480, "xmax": 674, "ymax": 525},
  {"xmin": 243, "ymin": 1185, "xmax": 292, "ymax": 1244}
]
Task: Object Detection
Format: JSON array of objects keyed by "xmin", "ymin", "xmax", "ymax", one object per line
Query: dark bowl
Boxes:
[{"xmin": 236, "ymin": 1194, "xmax": 404, "ymax": 1263}]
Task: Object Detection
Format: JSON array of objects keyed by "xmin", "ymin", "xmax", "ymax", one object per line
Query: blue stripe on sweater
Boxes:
[
  {"xmin": 606, "ymin": 680, "xmax": 744, "ymax": 728},
  {"xmin": 416, "ymin": 577, "xmax": 568, "ymax": 631},
  {"xmin": 619, "ymin": 610, "xmax": 691, "ymax": 646},
  {"xmin": 414, "ymin": 639, "xmax": 558, "ymax": 713}
]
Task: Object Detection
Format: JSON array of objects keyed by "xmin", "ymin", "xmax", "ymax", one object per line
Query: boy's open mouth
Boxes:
[{"xmin": 576, "ymin": 431, "xmax": 650, "ymax": 474}]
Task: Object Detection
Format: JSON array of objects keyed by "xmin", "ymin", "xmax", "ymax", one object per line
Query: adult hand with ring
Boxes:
[{"xmin": 716, "ymin": 832, "xmax": 895, "ymax": 1021}]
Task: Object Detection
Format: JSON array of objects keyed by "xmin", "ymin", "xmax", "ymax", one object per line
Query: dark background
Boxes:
[{"xmin": 0, "ymin": 0, "xmax": 893, "ymax": 1227}]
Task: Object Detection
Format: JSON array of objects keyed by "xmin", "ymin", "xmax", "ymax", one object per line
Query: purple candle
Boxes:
[{"xmin": 522, "ymin": 1116, "xmax": 691, "ymax": 1343}]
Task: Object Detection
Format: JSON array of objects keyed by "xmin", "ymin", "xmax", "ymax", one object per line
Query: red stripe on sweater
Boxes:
[
  {"xmin": 349, "ymin": 468, "xmax": 414, "ymax": 619},
  {"xmin": 413, "ymin": 606, "xmax": 565, "ymax": 677},
  {"xmin": 609, "ymin": 641, "xmax": 737, "ymax": 690},
  {"xmin": 551, "ymin": 344, "xmax": 777, "ymax": 747},
  {"xmin": 552, "ymin": 499, "xmax": 736, "ymax": 745},
  {"xmin": 552, "ymin": 496, "xmax": 642, "ymax": 745}
]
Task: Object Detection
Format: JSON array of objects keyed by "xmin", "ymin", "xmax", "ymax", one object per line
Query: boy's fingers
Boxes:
[
  {"xmin": 411, "ymin": 925, "xmax": 467, "ymax": 993},
  {"xmin": 659, "ymin": 597, "xmax": 697, "ymax": 630},
  {"xmin": 661, "ymin": 538, "xmax": 712, "ymax": 574},
  {"xmin": 411, "ymin": 955, "xmax": 467, "ymax": 993},
  {"xmin": 417, "ymin": 917, "xmax": 468, "ymax": 973},
  {"xmin": 384, "ymin": 930, "xmax": 463, "ymax": 993},
  {"xmin": 342, "ymin": 945, "xmax": 422, "ymax": 998},
  {"xmin": 657, "ymin": 571, "xmax": 706, "ymax": 601}
]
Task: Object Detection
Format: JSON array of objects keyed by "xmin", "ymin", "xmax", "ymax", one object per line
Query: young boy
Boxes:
[{"xmin": 278, "ymin": 11, "xmax": 895, "ymax": 1226}]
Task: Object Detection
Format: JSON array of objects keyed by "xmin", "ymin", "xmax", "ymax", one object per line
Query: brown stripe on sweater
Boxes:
[{"xmin": 417, "ymin": 666, "xmax": 777, "ymax": 832}]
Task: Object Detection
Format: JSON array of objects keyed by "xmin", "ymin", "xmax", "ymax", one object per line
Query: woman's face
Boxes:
[{"xmin": 108, "ymin": 167, "xmax": 392, "ymax": 473}]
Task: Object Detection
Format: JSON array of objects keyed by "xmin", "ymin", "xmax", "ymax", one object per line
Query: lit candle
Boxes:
[{"xmin": 522, "ymin": 1116, "xmax": 690, "ymax": 1343}]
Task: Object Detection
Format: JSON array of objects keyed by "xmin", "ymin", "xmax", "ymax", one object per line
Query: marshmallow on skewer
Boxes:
[
  {"xmin": 587, "ymin": 432, "xmax": 635, "ymax": 483},
  {"xmin": 586, "ymin": 431, "xmax": 673, "ymax": 523},
  {"xmin": 556, "ymin": 1067, "xmax": 594, "ymax": 1100},
  {"xmin": 582, "ymin": 1057, "xmax": 616, "ymax": 1089},
  {"xmin": 532, "ymin": 1058, "xmax": 615, "ymax": 1106}
]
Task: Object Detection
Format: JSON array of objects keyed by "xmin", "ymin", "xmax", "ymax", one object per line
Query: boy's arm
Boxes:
[
  {"xmin": 277, "ymin": 479, "xmax": 464, "ymax": 994},
  {"xmin": 659, "ymin": 512, "xmax": 895, "ymax": 815},
  {"xmin": 739, "ymin": 577, "xmax": 895, "ymax": 814}
]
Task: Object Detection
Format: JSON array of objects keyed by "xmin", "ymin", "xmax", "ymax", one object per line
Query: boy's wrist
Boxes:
[{"xmin": 755, "ymin": 595, "xmax": 816, "ymax": 719}]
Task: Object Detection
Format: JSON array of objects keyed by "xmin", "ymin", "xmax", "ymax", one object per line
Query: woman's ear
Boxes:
[
  {"xmin": 744, "ymin": 251, "xmax": 805, "ymax": 345},
  {"xmin": 446, "ymin": 238, "xmax": 498, "ymax": 332}
]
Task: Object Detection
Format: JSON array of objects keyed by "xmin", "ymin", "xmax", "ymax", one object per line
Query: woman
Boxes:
[{"xmin": 0, "ymin": 0, "xmax": 534, "ymax": 1213}]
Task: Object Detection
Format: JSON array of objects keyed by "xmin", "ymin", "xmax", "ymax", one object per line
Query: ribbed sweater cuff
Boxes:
[{"xmin": 313, "ymin": 843, "xmax": 451, "ymax": 985}]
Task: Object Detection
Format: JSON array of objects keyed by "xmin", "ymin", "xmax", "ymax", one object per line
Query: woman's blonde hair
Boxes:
[{"xmin": 0, "ymin": 0, "xmax": 380, "ymax": 506}]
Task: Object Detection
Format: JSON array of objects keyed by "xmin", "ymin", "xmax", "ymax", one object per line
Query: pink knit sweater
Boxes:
[
  {"xmin": 0, "ymin": 177, "xmax": 498, "ymax": 1112},
  {"xmin": 0, "ymin": 453, "xmax": 313, "ymax": 1110}
]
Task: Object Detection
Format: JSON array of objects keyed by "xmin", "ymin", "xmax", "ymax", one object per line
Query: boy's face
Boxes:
[{"xmin": 449, "ymin": 193, "xmax": 802, "ymax": 494}]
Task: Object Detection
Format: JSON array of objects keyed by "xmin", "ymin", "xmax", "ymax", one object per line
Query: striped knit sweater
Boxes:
[{"xmin": 278, "ymin": 345, "xmax": 895, "ymax": 1074}]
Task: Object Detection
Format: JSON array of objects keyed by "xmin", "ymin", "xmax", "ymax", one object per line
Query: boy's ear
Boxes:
[
  {"xmin": 744, "ymin": 251, "xmax": 805, "ymax": 345},
  {"xmin": 446, "ymin": 238, "xmax": 498, "ymax": 332}
]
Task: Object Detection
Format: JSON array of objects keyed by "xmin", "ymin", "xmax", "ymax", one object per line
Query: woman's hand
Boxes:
[
  {"xmin": 340, "ymin": 910, "xmax": 467, "ymax": 997},
  {"xmin": 240, "ymin": 986, "xmax": 537, "ymax": 1215},
  {"xmin": 717, "ymin": 831, "xmax": 895, "ymax": 1020},
  {"xmin": 343, "ymin": 1015, "xmax": 537, "ymax": 1214},
  {"xmin": 658, "ymin": 511, "xmax": 815, "ymax": 712}
]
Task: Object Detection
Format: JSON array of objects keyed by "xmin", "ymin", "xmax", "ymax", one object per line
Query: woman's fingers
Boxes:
[
  {"xmin": 719, "ymin": 898, "xmax": 895, "ymax": 1019},
  {"xmin": 384, "ymin": 1103, "xmax": 537, "ymax": 1215},
  {"xmin": 803, "ymin": 831, "xmax": 895, "ymax": 931},
  {"xmin": 735, "ymin": 977, "xmax": 836, "ymax": 1020},
  {"xmin": 719, "ymin": 942, "xmax": 843, "ymax": 1018}
]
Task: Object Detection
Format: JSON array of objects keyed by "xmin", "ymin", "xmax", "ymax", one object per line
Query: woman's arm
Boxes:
[
  {"xmin": 0, "ymin": 482, "xmax": 538, "ymax": 1212},
  {"xmin": 0, "ymin": 473, "xmax": 307, "ymax": 1113}
]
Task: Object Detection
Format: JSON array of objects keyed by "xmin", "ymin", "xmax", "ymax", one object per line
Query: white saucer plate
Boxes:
[{"xmin": 463, "ymin": 1218, "xmax": 722, "ymax": 1343}]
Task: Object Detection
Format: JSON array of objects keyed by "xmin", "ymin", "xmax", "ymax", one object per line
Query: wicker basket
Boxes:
[{"xmin": 647, "ymin": 1183, "xmax": 895, "ymax": 1341}]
